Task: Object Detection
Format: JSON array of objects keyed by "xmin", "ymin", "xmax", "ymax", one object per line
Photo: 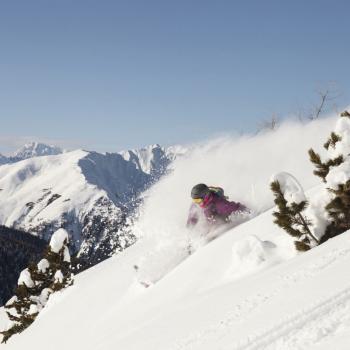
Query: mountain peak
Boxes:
[
  {"xmin": 118, "ymin": 143, "xmax": 184, "ymax": 176},
  {"xmin": 13, "ymin": 142, "xmax": 63, "ymax": 160}
]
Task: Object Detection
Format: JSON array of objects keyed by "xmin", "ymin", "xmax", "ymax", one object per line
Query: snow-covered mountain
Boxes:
[
  {"xmin": 0, "ymin": 150, "xmax": 147, "ymax": 265},
  {"xmin": 0, "ymin": 144, "xmax": 185, "ymax": 267},
  {"xmin": 119, "ymin": 143, "xmax": 187, "ymax": 177},
  {"xmin": 0, "ymin": 154, "xmax": 8, "ymax": 165},
  {"xmin": 0, "ymin": 142, "xmax": 186, "ymax": 172},
  {"xmin": 13, "ymin": 142, "xmax": 63, "ymax": 160},
  {"xmin": 0, "ymin": 142, "xmax": 63, "ymax": 165}
]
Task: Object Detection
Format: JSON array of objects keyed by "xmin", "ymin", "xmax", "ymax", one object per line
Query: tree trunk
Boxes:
[{"xmin": 298, "ymin": 213, "xmax": 320, "ymax": 244}]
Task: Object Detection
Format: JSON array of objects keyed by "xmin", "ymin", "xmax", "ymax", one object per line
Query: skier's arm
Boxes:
[
  {"xmin": 217, "ymin": 198, "xmax": 249, "ymax": 216},
  {"xmin": 232, "ymin": 201, "xmax": 249, "ymax": 213}
]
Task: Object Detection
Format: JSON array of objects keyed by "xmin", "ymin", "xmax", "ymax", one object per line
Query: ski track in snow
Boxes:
[
  {"xmin": 170, "ymin": 245, "xmax": 350, "ymax": 350},
  {"xmin": 236, "ymin": 284, "xmax": 350, "ymax": 350}
]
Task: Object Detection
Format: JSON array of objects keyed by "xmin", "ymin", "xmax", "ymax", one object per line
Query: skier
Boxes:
[{"xmin": 187, "ymin": 183, "xmax": 248, "ymax": 229}]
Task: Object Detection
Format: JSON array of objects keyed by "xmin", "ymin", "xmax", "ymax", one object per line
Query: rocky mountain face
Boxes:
[
  {"xmin": 0, "ymin": 144, "xmax": 185, "ymax": 270},
  {"xmin": 119, "ymin": 144, "xmax": 186, "ymax": 179},
  {"xmin": 0, "ymin": 152, "xmax": 11, "ymax": 165}
]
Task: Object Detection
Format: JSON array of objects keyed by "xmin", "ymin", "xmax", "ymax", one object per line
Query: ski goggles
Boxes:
[{"xmin": 192, "ymin": 197, "xmax": 204, "ymax": 204}]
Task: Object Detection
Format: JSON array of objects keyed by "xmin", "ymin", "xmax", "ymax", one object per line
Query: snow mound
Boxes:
[
  {"xmin": 54, "ymin": 270, "xmax": 64, "ymax": 283},
  {"xmin": 271, "ymin": 171, "xmax": 306, "ymax": 204},
  {"xmin": 37, "ymin": 259, "xmax": 49, "ymax": 273},
  {"xmin": 18, "ymin": 269, "xmax": 34, "ymax": 288},
  {"xmin": 224, "ymin": 235, "xmax": 277, "ymax": 280},
  {"xmin": 49, "ymin": 228, "xmax": 69, "ymax": 253},
  {"xmin": 49, "ymin": 229, "xmax": 71, "ymax": 262}
]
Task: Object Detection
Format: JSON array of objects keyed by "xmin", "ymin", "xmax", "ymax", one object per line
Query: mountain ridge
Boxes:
[{"xmin": 0, "ymin": 144, "xmax": 185, "ymax": 267}]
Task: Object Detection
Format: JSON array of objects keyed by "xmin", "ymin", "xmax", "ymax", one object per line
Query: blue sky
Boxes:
[{"xmin": 0, "ymin": 0, "xmax": 349, "ymax": 154}]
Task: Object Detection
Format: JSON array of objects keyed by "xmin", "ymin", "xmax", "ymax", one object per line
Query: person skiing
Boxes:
[{"xmin": 187, "ymin": 183, "xmax": 248, "ymax": 229}]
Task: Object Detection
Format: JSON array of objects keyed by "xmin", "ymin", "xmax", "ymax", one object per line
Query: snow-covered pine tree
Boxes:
[
  {"xmin": 323, "ymin": 181, "xmax": 350, "ymax": 241},
  {"xmin": 315, "ymin": 111, "xmax": 350, "ymax": 242},
  {"xmin": 0, "ymin": 228, "xmax": 73, "ymax": 343},
  {"xmin": 44, "ymin": 228, "xmax": 73, "ymax": 291},
  {"xmin": 270, "ymin": 172, "xmax": 319, "ymax": 251},
  {"xmin": 0, "ymin": 265, "xmax": 40, "ymax": 343}
]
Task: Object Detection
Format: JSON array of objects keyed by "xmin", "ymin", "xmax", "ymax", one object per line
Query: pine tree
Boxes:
[
  {"xmin": 309, "ymin": 111, "xmax": 350, "ymax": 243},
  {"xmin": 0, "ymin": 265, "xmax": 40, "ymax": 343},
  {"xmin": 322, "ymin": 180, "xmax": 350, "ymax": 242},
  {"xmin": 44, "ymin": 230, "xmax": 73, "ymax": 292},
  {"xmin": 270, "ymin": 180, "xmax": 318, "ymax": 251},
  {"xmin": 308, "ymin": 133, "xmax": 344, "ymax": 183},
  {"xmin": 341, "ymin": 110, "xmax": 350, "ymax": 118},
  {"xmin": 1, "ymin": 229, "xmax": 73, "ymax": 343}
]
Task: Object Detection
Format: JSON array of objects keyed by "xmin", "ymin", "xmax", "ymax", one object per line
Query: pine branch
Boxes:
[
  {"xmin": 308, "ymin": 148, "xmax": 343, "ymax": 182},
  {"xmin": 308, "ymin": 148, "xmax": 328, "ymax": 182},
  {"xmin": 297, "ymin": 212, "xmax": 319, "ymax": 244},
  {"xmin": 324, "ymin": 132, "xmax": 342, "ymax": 150}
]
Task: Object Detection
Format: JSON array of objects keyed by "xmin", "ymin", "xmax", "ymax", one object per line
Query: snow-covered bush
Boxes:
[
  {"xmin": 270, "ymin": 172, "xmax": 319, "ymax": 251},
  {"xmin": 0, "ymin": 228, "xmax": 73, "ymax": 343}
]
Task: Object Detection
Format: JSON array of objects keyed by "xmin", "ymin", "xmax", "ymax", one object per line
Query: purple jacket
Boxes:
[{"xmin": 187, "ymin": 192, "xmax": 247, "ymax": 227}]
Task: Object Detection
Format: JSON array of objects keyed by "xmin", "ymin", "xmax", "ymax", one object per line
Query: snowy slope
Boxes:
[
  {"xmin": 3, "ymin": 207, "xmax": 350, "ymax": 350},
  {"xmin": 3, "ymin": 114, "xmax": 350, "ymax": 349}
]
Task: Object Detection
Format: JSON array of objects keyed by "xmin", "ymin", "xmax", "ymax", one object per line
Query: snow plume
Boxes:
[{"xmin": 134, "ymin": 115, "xmax": 337, "ymax": 246}]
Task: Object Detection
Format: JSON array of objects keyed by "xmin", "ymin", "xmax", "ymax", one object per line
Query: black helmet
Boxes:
[{"xmin": 191, "ymin": 183, "xmax": 209, "ymax": 199}]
